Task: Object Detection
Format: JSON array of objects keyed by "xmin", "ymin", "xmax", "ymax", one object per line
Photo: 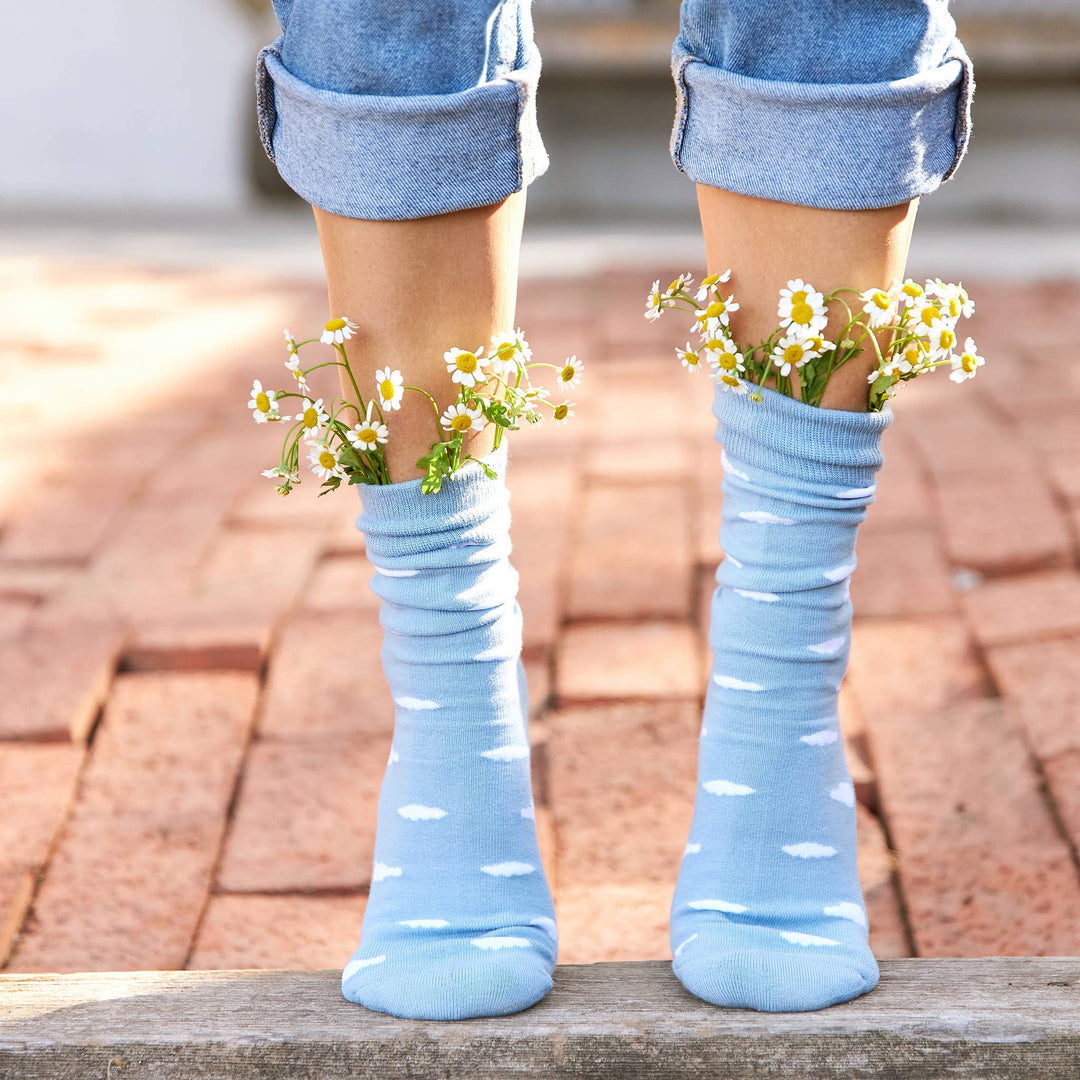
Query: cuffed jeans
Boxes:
[{"xmin": 256, "ymin": 0, "xmax": 973, "ymax": 220}]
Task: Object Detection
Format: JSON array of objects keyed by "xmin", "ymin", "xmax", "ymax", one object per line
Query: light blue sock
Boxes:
[
  {"xmin": 341, "ymin": 447, "xmax": 557, "ymax": 1020},
  {"xmin": 671, "ymin": 386, "xmax": 891, "ymax": 1013}
]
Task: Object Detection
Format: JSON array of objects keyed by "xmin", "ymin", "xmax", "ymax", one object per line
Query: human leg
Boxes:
[{"xmin": 668, "ymin": 0, "xmax": 973, "ymax": 1011}]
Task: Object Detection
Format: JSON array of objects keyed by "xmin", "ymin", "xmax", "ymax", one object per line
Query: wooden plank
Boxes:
[{"xmin": 1, "ymin": 959, "xmax": 1078, "ymax": 1079}]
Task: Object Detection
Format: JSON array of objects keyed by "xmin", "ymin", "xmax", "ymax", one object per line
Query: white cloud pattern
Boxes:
[
  {"xmin": 781, "ymin": 931, "xmax": 840, "ymax": 947},
  {"xmin": 531, "ymin": 916, "xmax": 558, "ymax": 941},
  {"xmin": 823, "ymin": 902, "xmax": 866, "ymax": 926},
  {"xmin": 481, "ymin": 861, "xmax": 536, "ymax": 877},
  {"xmin": 830, "ymin": 782, "xmax": 856, "ymax": 808},
  {"xmin": 673, "ymin": 933, "xmax": 698, "ymax": 958},
  {"xmin": 834, "ymin": 485, "xmax": 876, "ymax": 499},
  {"xmin": 520, "ymin": 804, "xmax": 536, "ymax": 820},
  {"xmin": 738, "ymin": 510, "xmax": 796, "ymax": 525},
  {"xmin": 713, "ymin": 674, "xmax": 764, "ymax": 691},
  {"xmin": 398, "ymin": 919, "xmax": 449, "ymax": 929},
  {"xmin": 733, "ymin": 588, "xmax": 779, "ymax": 602},
  {"xmin": 823, "ymin": 561, "xmax": 857, "ymax": 582},
  {"xmin": 471, "ymin": 936, "xmax": 532, "ymax": 950},
  {"xmin": 725, "ymin": 554, "xmax": 744, "ymax": 569},
  {"xmin": 683, "ymin": 842, "xmax": 702, "ymax": 856},
  {"xmin": 343, "ymin": 955, "xmax": 387, "ymax": 978},
  {"xmin": 800, "ymin": 729, "xmax": 839, "ymax": 746},
  {"xmin": 704, "ymin": 779, "xmax": 756, "ymax": 796},
  {"xmin": 783, "ymin": 843, "xmax": 837, "ymax": 858},
  {"xmin": 687, "ymin": 899, "xmax": 748, "ymax": 913},
  {"xmin": 807, "ymin": 636, "xmax": 846, "ymax": 655},
  {"xmin": 721, "ymin": 450, "xmax": 750, "ymax": 481},
  {"xmin": 481, "ymin": 745, "xmax": 529, "ymax": 761},
  {"xmin": 373, "ymin": 862, "xmax": 403, "ymax": 882},
  {"xmin": 397, "ymin": 804, "xmax": 447, "ymax": 820},
  {"xmin": 373, "ymin": 566, "xmax": 419, "ymax": 577},
  {"xmin": 394, "ymin": 696, "xmax": 440, "ymax": 711}
]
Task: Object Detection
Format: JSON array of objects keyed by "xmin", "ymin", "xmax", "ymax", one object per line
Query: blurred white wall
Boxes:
[{"xmin": 0, "ymin": 0, "xmax": 265, "ymax": 211}]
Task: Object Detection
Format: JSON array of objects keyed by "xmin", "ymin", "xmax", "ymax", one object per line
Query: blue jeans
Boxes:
[{"xmin": 257, "ymin": 1, "xmax": 973, "ymax": 220}]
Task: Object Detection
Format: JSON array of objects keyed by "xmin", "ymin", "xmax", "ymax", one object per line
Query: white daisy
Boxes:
[
  {"xmin": 703, "ymin": 337, "xmax": 745, "ymax": 377},
  {"xmin": 296, "ymin": 397, "xmax": 329, "ymax": 436},
  {"xmin": 248, "ymin": 380, "xmax": 284, "ymax": 424},
  {"xmin": 716, "ymin": 372, "xmax": 749, "ymax": 394},
  {"xmin": 778, "ymin": 279, "xmax": 827, "ymax": 333},
  {"xmin": 283, "ymin": 329, "xmax": 298, "ymax": 355},
  {"xmin": 262, "ymin": 465, "xmax": 299, "ymax": 483},
  {"xmin": 320, "ymin": 317, "xmax": 358, "ymax": 345},
  {"xmin": 695, "ymin": 269, "xmax": 732, "ymax": 303},
  {"xmin": 284, "ymin": 354, "xmax": 311, "ymax": 395},
  {"xmin": 552, "ymin": 402, "xmax": 575, "ymax": 426},
  {"xmin": 348, "ymin": 406, "xmax": 390, "ymax": 451},
  {"xmin": 950, "ymin": 337, "xmax": 984, "ymax": 383},
  {"xmin": 440, "ymin": 402, "xmax": 485, "ymax": 435},
  {"xmin": 489, "ymin": 330, "xmax": 531, "ymax": 375},
  {"xmin": 307, "ymin": 441, "xmax": 347, "ymax": 481},
  {"xmin": 859, "ymin": 287, "xmax": 897, "ymax": 329},
  {"xmin": 911, "ymin": 298, "xmax": 950, "ymax": 334},
  {"xmin": 663, "ymin": 273, "xmax": 693, "ymax": 299},
  {"xmin": 694, "ymin": 294, "xmax": 740, "ymax": 335},
  {"xmin": 676, "ymin": 343, "xmax": 702, "ymax": 372},
  {"xmin": 894, "ymin": 278, "xmax": 925, "ymax": 305},
  {"xmin": 772, "ymin": 332, "xmax": 821, "ymax": 377},
  {"xmin": 375, "ymin": 368, "xmax": 405, "ymax": 411},
  {"xmin": 645, "ymin": 280, "xmax": 664, "ymax": 321},
  {"xmin": 444, "ymin": 347, "xmax": 488, "ymax": 388},
  {"xmin": 925, "ymin": 320, "xmax": 958, "ymax": 358},
  {"xmin": 556, "ymin": 356, "xmax": 584, "ymax": 389}
]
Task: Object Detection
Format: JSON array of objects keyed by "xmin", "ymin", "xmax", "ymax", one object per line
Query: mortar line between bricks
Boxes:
[{"xmin": 212, "ymin": 886, "xmax": 371, "ymax": 900}]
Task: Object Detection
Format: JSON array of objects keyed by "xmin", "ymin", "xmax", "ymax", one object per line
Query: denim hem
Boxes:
[
  {"xmin": 670, "ymin": 42, "xmax": 974, "ymax": 211},
  {"xmin": 256, "ymin": 38, "xmax": 548, "ymax": 220}
]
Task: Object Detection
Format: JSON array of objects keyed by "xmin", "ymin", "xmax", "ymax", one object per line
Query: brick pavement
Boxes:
[{"xmin": 2, "ymin": 259, "xmax": 1079, "ymax": 974}]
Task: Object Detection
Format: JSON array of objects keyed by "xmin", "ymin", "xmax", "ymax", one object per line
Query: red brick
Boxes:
[
  {"xmin": 219, "ymin": 734, "xmax": 384, "ymax": 893},
  {"xmin": 695, "ymin": 438, "xmax": 725, "ymax": 568},
  {"xmin": 1044, "ymin": 451, "xmax": 1080, "ymax": 503},
  {"xmin": 934, "ymin": 471, "xmax": 1071, "ymax": 575},
  {"xmin": 259, "ymin": 611, "xmax": 391, "ymax": 738},
  {"xmin": 547, "ymin": 702, "xmax": 698, "ymax": 891},
  {"xmin": 555, "ymin": 883, "xmax": 673, "ymax": 963},
  {"xmin": 300, "ymin": 555, "xmax": 380, "ymax": 614},
  {"xmin": 838, "ymin": 687, "xmax": 877, "ymax": 812},
  {"xmin": 588, "ymin": 375, "xmax": 691, "ymax": 444},
  {"xmin": 585, "ymin": 439, "xmax": 692, "ymax": 484},
  {"xmin": 524, "ymin": 654, "xmax": 552, "ymax": 719},
  {"xmin": 0, "ymin": 597, "xmax": 36, "ymax": 641},
  {"xmin": 1016, "ymin": 405, "xmax": 1080, "ymax": 455},
  {"xmin": 228, "ymin": 477, "xmax": 353, "ymax": 530},
  {"xmin": 6, "ymin": 673, "xmax": 258, "ymax": 973},
  {"xmin": 189, "ymin": 894, "xmax": 364, "ymax": 971},
  {"xmin": 567, "ymin": 483, "xmax": 693, "ymax": 621},
  {"xmin": 0, "ymin": 620, "xmax": 127, "ymax": 741},
  {"xmin": 851, "ymin": 527, "xmax": 955, "ymax": 618},
  {"xmin": 963, "ymin": 570, "xmax": 1080, "ymax": 647},
  {"xmin": 856, "ymin": 804, "xmax": 910, "ymax": 960},
  {"xmin": 846, "ymin": 616, "xmax": 987, "ymax": 719},
  {"xmin": 555, "ymin": 621, "xmax": 703, "ymax": 705},
  {"xmin": 1043, "ymin": 750, "xmax": 1080, "ymax": 857},
  {"xmin": 125, "ymin": 620, "xmax": 269, "ymax": 673},
  {"xmin": 871, "ymin": 699, "xmax": 1080, "ymax": 956},
  {"xmin": 864, "ymin": 426, "xmax": 935, "ymax": 532},
  {"xmin": 985, "ymin": 637, "xmax": 1080, "ymax": 762},
  {"xmin": 0, "ymin": 564, "xmax": 76, "ymax": 604}
]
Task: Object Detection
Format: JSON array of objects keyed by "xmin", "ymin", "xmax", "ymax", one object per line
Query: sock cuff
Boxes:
[
  {"xmin": 356, "ymin": 444, "xmax": 510, "ymax": 563},
  {"xmin": 713, "ymin": 385, "xmax": 892, "ymax": 493}
]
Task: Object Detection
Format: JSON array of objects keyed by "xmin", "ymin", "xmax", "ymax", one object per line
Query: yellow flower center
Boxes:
[
  {"xmin": 790, "ymin": 301, "xmax": 814, "ymax": 326},
  {"xmin": 667, "ymin": 278, "xmax": 683, "ymax": 293},
  {"xmin": 303, "ymin": 407, "xmax": 318, "ymax": 428},
  {"xmin": 450, "ymin": 414, "xmax": 473, "ymax": 431},
  {"xmin": 704, "ymin": 338, "xmax": 725, "ymax": 353},
  {"xmin": 719, "ymin": 352, "xmax": 738, "ymax": 371},
  {"xmin": 318, "ymin": 450, "xmax": 336, "ymax": 470},
  {"xmin": 455, "ymin": 352, "xmax": 478, "ymax": 374},
  {"xmin": 902, "ymin": 282, "xmax": 923, "ymax": 298},
  {"xmin": 706, "ymin": 300, "xmax": 726, "ymax": 318},
  {"xmin": 938, "ymin": 328, "xmax": 956, "ymax": 350},
  {"xmin": 325, "ymin": 318, "xmax": 346, "ymax": 332},
  {"xmin": 497, "ymin": 342, "xmax": 516, "ymax": 363},
  {"xmin": 721, "ymin": 374, "xmax": 740, "ymax": 387},
  {"xmin": 380, "ymin": 379, "xmax": 395, "ymax": 400},
  {"xmin": 947, "ymin": 297, "xmax": 960, "ymax": 317},
  {"xmin": 904, "ymin": 346, "xmax": 922, "ymax": 366},
  {"xmin": 560, "ymin": 364, "xmax": 575, "ymax": 382},
  {"xmin": 783, "ymin": 343, "xmax": 805, "ymax": 365},
  {"xmin": 871, "ymin": 291, "xmax": 890, "ymax": 310},
  {"xmin": 961, "ymin": 353, "xmax": 977, "ymax": 372},
  {"xmin": 255, "ymin": 391, "xmax": 270, "ymax": 413},
  {"xmin": 702, "ymin": 274, "xmax": 719, "ymax": 286},
  {"xmin": 920, "ymin": 305, "xmax": 941, "ymax": 327},
  {"xmin": 685, "ymin": 353, "xmax": 699, "ymax": 366},
  {"xmin": 356, "ymin": 428, "xmax": 378, "ymax": 443},
  {"xmin": 291, "ymin": 369, "xmax": 303, "ymax": 382},
  {"xmin": 553, "ymin": 404, "xmax": 569, "ymax": 421}
]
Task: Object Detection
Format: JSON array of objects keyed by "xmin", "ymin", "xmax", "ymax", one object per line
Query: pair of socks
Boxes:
[{"xmin": 342, "ymin": 387, "xmax": 889, "ymax": 1020}]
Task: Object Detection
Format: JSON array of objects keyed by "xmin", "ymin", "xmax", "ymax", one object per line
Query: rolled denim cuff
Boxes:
[
  {"xmin": 256, "ymin": 37, "xmax": 548, "ymax": 220},
  {"xmin": 670, "ymin": 41, "xmax": 974, "ymax": 211}
]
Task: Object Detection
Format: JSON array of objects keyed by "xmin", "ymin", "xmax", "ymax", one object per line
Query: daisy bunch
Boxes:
[
  {"xmin": 248, "ymin": 317, "xmax": 578, "ymax": 497},
  {"xmin": 644, "ymin": 273, "xmax": 981, "ymax": 411}
]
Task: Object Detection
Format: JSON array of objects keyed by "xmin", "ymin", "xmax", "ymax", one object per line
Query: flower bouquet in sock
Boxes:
[
  {"xmin": 646, "ymin": 272, "xmax": 981, "ymax": 409},
  {"xmin": 248, "ymin": 319, "xmax": 581, "ymax": 495}
]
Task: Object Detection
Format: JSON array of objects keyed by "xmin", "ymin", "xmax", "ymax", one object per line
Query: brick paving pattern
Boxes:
[{"xmin": 2, "ymin": 257, "xmax": 1079, "ymax": 973}]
